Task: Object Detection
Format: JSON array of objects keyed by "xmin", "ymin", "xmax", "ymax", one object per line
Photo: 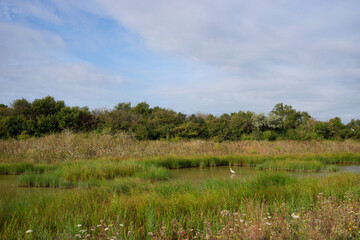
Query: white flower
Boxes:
[
  {"xmin": 119, "ymin": 224, "xmax": 124, "ymax": 227},
  {"xmin": 77, "ymin": 224, "xmax": 82, "ymax": 227},
  {"xmin": 291, "ymin": 213, "xmax": 300, "ymax": 219},
  {"xmin": 26, "ymin": 230, "xmax": 33, "ymax": 234},
  {"xmin": 105, "ymin": 227, "xmax": 109, "ymax": 231}
]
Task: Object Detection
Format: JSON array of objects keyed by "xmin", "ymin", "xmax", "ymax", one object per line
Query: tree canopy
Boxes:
[{"xmin": 0, "ymin": 96, "xmax": 358, "ymax": 141}]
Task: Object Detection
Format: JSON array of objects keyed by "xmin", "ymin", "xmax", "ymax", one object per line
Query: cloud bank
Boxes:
[{"xmin": 0, "ymin": 0, "xmax": 359, "ymax": 121}]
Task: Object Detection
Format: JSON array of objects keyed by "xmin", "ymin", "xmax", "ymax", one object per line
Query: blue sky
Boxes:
[{"xmin": 0, "ymin": 0, "xmax": 359, "ymax": 122}]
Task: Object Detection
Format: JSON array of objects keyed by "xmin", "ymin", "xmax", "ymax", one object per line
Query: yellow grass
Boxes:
[{"xmin": 0, "ymin": 132, "xmax": 359, "ymax": 163}]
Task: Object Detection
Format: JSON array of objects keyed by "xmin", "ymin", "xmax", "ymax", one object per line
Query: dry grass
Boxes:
[
  {"xmin": 0, "ymin": 132, "xmax": 359, "ymax": 163},
  {"xmin": 70, "ymin": 192, "xmax": 360, "ymax": 240}
]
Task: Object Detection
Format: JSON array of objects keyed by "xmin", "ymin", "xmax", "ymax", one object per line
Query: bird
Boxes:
[{"xmin": 230, "ymin": 168, "xmax": 235, "ymax": 174}]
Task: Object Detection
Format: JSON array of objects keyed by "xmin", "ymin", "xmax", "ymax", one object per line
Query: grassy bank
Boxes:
[
  {"xmin": 1, "ymin": 173, "xmax": 360, "ymax": 239},
  {"xmin": 256, "ymin": 160, "xmax": 339, "ymax": 172},
  {"xmin": 16, "ymin": 160, "xmax": 170, "ymax": 188},
  {"xmin": 1, "ymin": 132, "xmax": 360, "ymax": 163}
]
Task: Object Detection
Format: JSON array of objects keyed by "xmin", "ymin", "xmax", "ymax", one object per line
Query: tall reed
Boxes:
[{"xmin": 1, "ymin": 132, "xmax": 359, "ymax": 163}]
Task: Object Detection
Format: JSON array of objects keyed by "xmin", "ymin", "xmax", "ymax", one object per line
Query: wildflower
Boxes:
[
  {"xmin": 119, "ymin": 224, "xmax": 124, "ymax": 227},
  {"xmin": 26, "ymin": 230, "xmax": 33, "ymax": 234},
  {"xmin": 105, "ymin": 227, "xmax": 109, "ymax": 231},
  {"xmin": 239, "ymin": 219, "xmax": 244, "ymax": 223},
  {"xmin": 75, "ymin": 234, "xmax": 81, "ymax": 238},
  {"xmin": 291, "ymin": 213, "xmax": 300, "ymax": 219},
  {"xmin": 77, "ymin": 224, "xmax": 82, "ymax": 227}
]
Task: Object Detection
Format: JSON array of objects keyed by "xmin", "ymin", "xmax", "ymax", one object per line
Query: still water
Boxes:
[{"xmin": 170, "ymin": 165, "xmax": 360, "ymax": 182}]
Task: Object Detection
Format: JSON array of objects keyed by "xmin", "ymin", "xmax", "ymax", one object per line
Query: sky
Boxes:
[{"xmin": 0, "ymin": 0, "xmax": 359, "ymax": 122}]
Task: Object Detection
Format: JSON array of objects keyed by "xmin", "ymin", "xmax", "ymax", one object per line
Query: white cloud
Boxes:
[
  {"xmin": 0, "ymin": 21, "xmax": 126, "ymax": 108},
  {"xmin": 0, "ymin": 0, "xmax": 359, "ymax": 122},
  {"xmin": 0, "ymin": 22, "xmax": 65, "ymax": 65},
  {"xmin": 96, "ymin": 0, "xmax": 360, "ymax": 121}
]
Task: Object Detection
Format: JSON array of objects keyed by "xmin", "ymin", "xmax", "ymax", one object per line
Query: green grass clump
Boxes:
[
  {"xmin": 17, "ymin": 170, "xmax": 72, "ymax": 188},
  {"xmin": 136, "ymin": 165, "xmax": 170, "ymax": 181},
  {"xmin": 14, "ymin": 160, "xmax": 170, "ymax": 188},
  {"xmin": 0, "ymin": 163, "xmax": 55, "ymax": 175},
  {"xmin": 61, "ymin": 160, "xmax": 139, "ymax": 182},
  {"xmin": 256, "ymin": 159, "xmax": 328, "ymax": 172}
]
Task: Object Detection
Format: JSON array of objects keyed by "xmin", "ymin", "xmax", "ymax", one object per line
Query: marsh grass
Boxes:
[
  {"xmin": 136, "ymin": 166, "xmax": 170, "ymax": 181},
  {"xmin": 3, "ymin": 152, "xmax": 357, "ymax": 189},
  {"xmin": 1, "ymin": 133, "xmax": 360, "ymax": 237},
  {"xmin": 256, "ymin": 160, "xmax": 325, "ymax": 171},
  {"xmin": 2, "ymin": 173, "xmax": 360, "ymax": 239},
  {"xmin": 15, "ymin": 160, "xmax": 170, "ymax": 188},
  {"xmin": 17, "ymin": 170, "xmax": 72, "ymax": 188},
  {"xmin": 143, "ymin": 153, "xmax": 359, "ymax": 170},
  {"xmin": 0, "ymin": 162, "xmax": 56, "ymax": 174},
  {"xmin": 1, "ymin": 132, "xmax": 360, "ymax": 163},
  {"xmin": 61, "ymin": 160, "xmax": 139, "ymax": 182}
]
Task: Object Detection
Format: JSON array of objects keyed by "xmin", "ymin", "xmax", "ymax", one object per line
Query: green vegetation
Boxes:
[
  {"xmin": 1, "ymin": 96, "xmax": 359, "ymax": 141},
  {"xmin": 0, "ymin": 153, "xmax": 357, "ymax": 189},
  {"xmin": 0, "ymin": 113, "xmax": 360, "ymax": 238},
  {"xmin": 1, "ymin": 173, "xmax": 360, "ymax": 239},
  {"xmin": 0, "ymin": 162, "xmax": 56, "ymax": 174},
  {"xmin": 256, "ymin": 160, "xmax": 339, "ymax": 172},
  {"xmin": 15, "ymin": 159, "xmax": 170, "ymax": 188},
  {"xmin": 1, "ymin": 132, "xmax": 360, "ymax": 164}
]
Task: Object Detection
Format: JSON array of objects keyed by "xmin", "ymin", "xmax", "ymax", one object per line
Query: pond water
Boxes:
[
  {"xmin": 1, "ymin": 165, "xmax": 360, "ymax": 201},
  {"xmin": 170, "ymin": 165, "xmax": 360, "ymax": 182},
  {"xmin": 0, "ymin": 175, "xmax": 60, "ymax": 201}
]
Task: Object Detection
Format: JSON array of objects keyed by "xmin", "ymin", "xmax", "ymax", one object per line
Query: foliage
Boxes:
[{"xmin": 0, "ymin": 97, "xmax": 359, "ymax": 141}]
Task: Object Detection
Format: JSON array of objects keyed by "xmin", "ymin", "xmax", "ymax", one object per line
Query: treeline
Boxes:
[{"xmin": 0, "ymin": 96, "xmax": 359, "ymax": 141}]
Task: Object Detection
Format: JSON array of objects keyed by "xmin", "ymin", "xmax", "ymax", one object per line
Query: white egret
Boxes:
[{"xmin": 230, "ymin": 168, "xmax": 235, "ymax": 174}]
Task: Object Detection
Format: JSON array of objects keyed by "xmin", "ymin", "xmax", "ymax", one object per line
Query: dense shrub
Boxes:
[{"xmin": 0, "ymin": 96, "xmax": 358, "ymax": 141}]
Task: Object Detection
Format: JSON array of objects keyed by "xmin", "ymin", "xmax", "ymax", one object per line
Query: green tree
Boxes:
[
  {"xmin": 11, "ymin": 98, "xmax": 31, "ymax": 117},
  {"xmin": 31, "ymin": 96, "xmax": 65, "ymax": 116},
  {"xmin": 132, "ymin": 102, "xmax": 151, "ymax": 116}
]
